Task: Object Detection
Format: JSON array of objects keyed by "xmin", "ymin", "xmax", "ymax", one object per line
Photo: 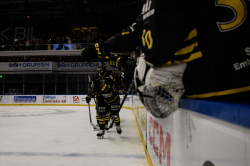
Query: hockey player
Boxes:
[
  {"xmin": 82, "ymin": 0, "xmax": 250, "ymax": 117},
  {"xmin": 86, "ymin": 62, "xmax": 123, "ymax": 138}
]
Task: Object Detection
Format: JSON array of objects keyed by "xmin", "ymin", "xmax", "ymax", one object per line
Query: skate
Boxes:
[
  {"xmin": 105, "ymin": 124, "xmax": 109, "ymax": 130},
  {"xmin": 97, "ymin": 130, "xmax": 105, "ymax": 139},
  {"xmin": 116, "ymin": 125, "xmax": 122, "ymax": 134},
  {"xmin": 93, "ymin": 124, "xmax": 100, "ymax": 131}
]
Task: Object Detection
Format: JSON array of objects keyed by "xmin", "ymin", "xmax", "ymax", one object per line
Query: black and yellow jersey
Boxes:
[
  {"xmin": 87, "ymin": 70, "xmax": 122, "ymax": 103},
  {"xmin": 104, "ymin": 0, "xmax": 250, "ymax": 101},
  {"xmin": 140, "ymin": 0, "xmax": 250, "ymax": 100}
]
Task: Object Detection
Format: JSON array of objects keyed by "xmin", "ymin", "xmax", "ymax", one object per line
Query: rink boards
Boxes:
[
  {"xmin": 132, "ymin": 96, "xmax": 250, "ymax": 166},
  {"xmin": 0, "ymin": 95, "xmax": 132, "ymax": 106},
  {"xmin": 1, "ymin": 94, "xmax": 250, "ymax": 166}
]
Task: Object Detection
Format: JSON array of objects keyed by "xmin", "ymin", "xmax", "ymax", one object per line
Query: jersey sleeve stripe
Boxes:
[
  {"xmin": 175, "ymin": 41, "xmax": 198, "ymax": 55},
  {"xmin": 184, "ymin": 29, "xmax": 197, "ymax": 41}
]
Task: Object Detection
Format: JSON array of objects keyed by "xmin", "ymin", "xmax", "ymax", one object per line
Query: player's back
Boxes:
[{"xmin": 181, "ymin": 0, "xmax": 250, "ymax": 101}]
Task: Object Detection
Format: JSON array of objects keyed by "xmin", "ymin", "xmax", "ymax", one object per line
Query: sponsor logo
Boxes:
[
  {"xmin": 233, "ymin": 58, "xmax": 250, "ymax": 70},
  {"xmin": 9, "ymin": 62, "xmax": 50, "ymax": 68},
  {"xmin": 111, "ymin": 105, "xmax": 119, "ymax": 111},
  {"xmin": 43, "ymin": 96, "xmax": 56, "ymax": 99},
  {"xmin": 42, "ymin": 95, "xmax": 66, "ymax": 103},
  {"xmin": 245, "ymin": 47, "xmax": 250, "ymax": 56},
  {"xmin": 73, "ymin": 96, "xmax": 80, "ymax": 103},
  {"xmin": 149, "ymin": 116, "xmax": 171, "ymax": 166},
  {"xmin": 98, "ymin": 107, "xmax": 106, "ymax": 112},
  {"xmin": 102, "ymin": 93, "xmax": 113, "ymax": 98},
  {"xmin": 73, "ymin": 96, "xmax": 79, "ymax": 101},
  {"xmin": 57, "ymin": 63, "xmax": 98, "ymax": 68},
  {"xmin": 14, "ymin": 96, "xmax": 36, "ymax": 102},
  {"xmin": 111, "ymin": 105, "xmax": 119, "ymax": 109}
]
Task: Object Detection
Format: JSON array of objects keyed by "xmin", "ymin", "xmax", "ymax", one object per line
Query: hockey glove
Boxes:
[
  {"xmin": 134, "ymin": 57, "xmax": 153, "ymax": 90},
  {"xmin": 134, "ymin": 57, "xmax": 187, "ymax": 119},
  {"xmin": 81, "ymin": 43, "xmax": 110, "ymax": 63},
  {"xmin": 109, "ymin": 54, "xmax": 128, "ymax": 70},
  {"xmin": 86, "ymin": 96, "xmax": 91, "ymax": 103}
]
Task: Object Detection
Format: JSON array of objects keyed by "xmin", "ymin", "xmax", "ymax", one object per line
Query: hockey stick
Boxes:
[
  {"xmin": 87, "ymin": 74, "xmax": 99, "ymax": 129},
  {"xmin": 109, "ymin": 79, "xmax": 134, "ymax": 129},
  {"xmin": 88, "ymin": 102, "xmax": 99, "ymax": 129}
]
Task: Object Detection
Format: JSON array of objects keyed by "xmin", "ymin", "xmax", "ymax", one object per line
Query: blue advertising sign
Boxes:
[
  {"xmin": 14, "ymin": 96, "xmax": 36, "ymax": 101},
  {"xmin": 43, "ymin": 96, "xmax": 56, "ymax": 99}
]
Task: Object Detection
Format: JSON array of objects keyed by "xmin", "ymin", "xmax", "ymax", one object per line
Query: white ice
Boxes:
[{"xmin": 0, "ymin": 106, "xmax": 148, "ymax": 166}]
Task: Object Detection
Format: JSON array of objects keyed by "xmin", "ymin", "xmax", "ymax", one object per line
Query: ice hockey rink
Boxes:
[{"xmin": 0, "ymin": 106, "xmax": 148, "ymax": 166}]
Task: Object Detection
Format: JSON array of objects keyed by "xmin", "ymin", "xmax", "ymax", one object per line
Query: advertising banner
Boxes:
[
  {"xmin": 0, "ymin": 95, "xmax": 131, "ymax": 105},
  {"xmin": 0, "ymin": 62, "xmax": 118, "ymax": 72},
  {"xmin": 147, "ymin": 112, "xmax": 175, "ymax": 166},
  {"xmin": 0, "ymin": 62, "xmax": 52, "ymax": 71},
  {"xmin": 0, "ymin": 96, "xmax": 3, "ymax": 103},
  {"xmin": 14, "ymin": 96, "xmax": 36, "ymax": 103},
  {"xmin": 55, "ymin": 62, "xmax": 119, "ymax": 71},
  {"xmin": 0, "ymin": 95, "xmax": 10, "ymax": 103},
  {"xmin": 42, "ymin": 95, "xmax": 67, "ymax": 103},
  {"xmin": 55, "ymin": 62, "xmax": 99, "ymax": 71},
  {"xmin": 71, "ymin": 95, "xmax": 86, "ymax": 104}
]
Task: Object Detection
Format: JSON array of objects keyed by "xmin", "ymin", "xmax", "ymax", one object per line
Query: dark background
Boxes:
[{"xmin": 0, "ymin": 0, "xmax": 143, "ymax": 36}]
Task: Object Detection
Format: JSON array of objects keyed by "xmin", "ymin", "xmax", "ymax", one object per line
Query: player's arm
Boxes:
[
  {"xmin": 104, "ymin": 14, "xmax": 142, "ymax": 54},
  {"xmin": 81, "ymin": 14, "xmax": 143, "ymax": 63},
  {"xmin": 86, "ymin": 74, "xmax": 98, "ymax": 103}
]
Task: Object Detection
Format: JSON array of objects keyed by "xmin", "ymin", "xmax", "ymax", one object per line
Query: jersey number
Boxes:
[
  {"xmin": 142, "ymin": 29, "xmax": 153, "ymax": 49},
  {"xmin": 95, "ymin": 43, "xmax": 101, "ymax": 55},
  {"xmin": 215, "ymin": 0, "xmax": 247, "ymax": 32}
]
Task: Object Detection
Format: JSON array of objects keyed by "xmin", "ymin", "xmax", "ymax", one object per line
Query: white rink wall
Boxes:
[
  {"xmin": 1, "ymin": 94, "xmax": 250, "ymax": 166},
  {"xmin": 132, "ymin": 96, "xmax": 250, "ymax": 166}
]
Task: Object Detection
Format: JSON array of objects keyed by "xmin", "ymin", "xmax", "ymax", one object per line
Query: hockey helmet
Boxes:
[
  {"xmin": 98, "ymin": 62, "xmax": 106, "ymax": 71},
  {"xmin": 131, "ymin": 46, "xmax": 141, "ymax": 58}
]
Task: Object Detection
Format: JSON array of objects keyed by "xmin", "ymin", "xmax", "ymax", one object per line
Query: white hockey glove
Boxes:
[{"xmin": 134, "ymin": 57, "xmax": 187, "ymax": 119}]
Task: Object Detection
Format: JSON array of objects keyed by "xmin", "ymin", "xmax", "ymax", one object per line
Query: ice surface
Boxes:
[{"xmin": 0, "ymin": 106, "xmax": 148, "ymax": 166}]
